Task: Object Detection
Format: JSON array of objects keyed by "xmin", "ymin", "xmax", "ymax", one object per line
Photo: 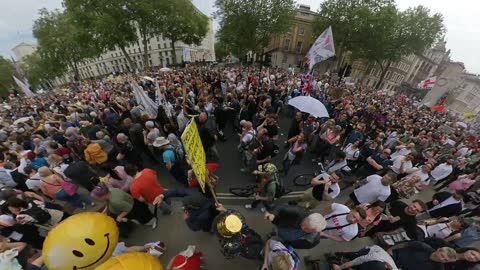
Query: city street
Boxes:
[{"xmin": 119, "ymin": 112, "xmax": 429, "ymax": 269}]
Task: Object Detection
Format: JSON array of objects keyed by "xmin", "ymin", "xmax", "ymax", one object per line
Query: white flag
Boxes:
[
  {"xmin": 417, "ymin": 76, "xmax": 436, "ymax": 89},
  {"xmin": 154, "ymin": 79, "xmax": 174, "ymax": 117},
  {"xmin": 13, "ymin": 76, "xmax": 34, "ymax": 97},
  {"xmin": 305, "ymin": 26, "xmax": 336, "ymax": 71},
  {"xmin": 130, "ymin": 82, "xmax": 158, "ymax": 118}
]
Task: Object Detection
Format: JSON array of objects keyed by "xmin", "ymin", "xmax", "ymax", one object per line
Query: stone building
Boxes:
[{"xmin": 264, "ymin": 5, "xmax": 318, "ymax": 69}]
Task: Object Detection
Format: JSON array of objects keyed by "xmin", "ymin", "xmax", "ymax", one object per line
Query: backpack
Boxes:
[
  {"xmin": 20, "ymin": 203, "xmax": 51, "ymax": 224},
  {"xmin": 268, "ymin": 179, "xmax": 287, "ymax": 199},
  {"xmin": 240, "ymin": 227, "xmax": 264, "ymax": 260}
]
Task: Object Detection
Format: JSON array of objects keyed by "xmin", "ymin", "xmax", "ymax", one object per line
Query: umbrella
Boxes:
[
  {"xmin": 159, "ymin": 67, "xmax": 172, "ymax": 72},
  {"xmin": 456, "ymin": 121, "xmax": 467, "ymax": 128},
  {"xmin": 143, "ymin": 76, "xmax": 154, "ymax": 82},
  {"xmin": 288, "ymin": 96, "xmax": 329, "ymax": 118}
]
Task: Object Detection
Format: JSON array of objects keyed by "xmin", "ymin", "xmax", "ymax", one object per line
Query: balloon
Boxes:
[
  {"xmin": 95, "ymin": 252, "xmax": 163, "ymax": 270},
  {"xmin": 42, "ymin": 212, "xmax": 119, "ymax": 270}
]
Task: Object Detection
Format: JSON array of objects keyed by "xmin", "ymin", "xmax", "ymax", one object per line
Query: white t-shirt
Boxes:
[
  {"xmin": 391, "ymin": 156, "xmax": 413, "ymax": 174},
  {"xmin": 328, "ymin": 183, "xmax": 341, "ymax": 199},
  {"xmin": 417, "ymin": 223, "xmax": 452, "ymax": 239},
  {"xmin": 354, "ymin": 175, "xmax": 391, "ymax": 203},
  {"xmin": 324, "ymin": 203, "xmax": 358, "ymax": 241},
  {"xmin": 25, "ymin": 173, "xmax": 42, "ymax": 191},
  {"xmin": 390, "ymin": 148, "xmax": 411, "ymax": 160},
  {"xmin": 431, "ymin": 163, "xmax": 453, "ymax": 181},
  {"xmin": 407, "ymin": 168, "xmax": 430, "ymax": 185},
  {"xmin": 344, "ymin": 144, "xmax": 360, "ymax": 160},
  {"xmin": 241, "ymin": 130, "xmax": 255, "ymax": 144}
]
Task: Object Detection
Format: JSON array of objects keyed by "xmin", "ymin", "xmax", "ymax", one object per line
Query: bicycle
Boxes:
[
  {"xmin": 293, "ymin": 162, "xmax": 325, "ymax": 187},
  {"xmin": 229, "ymin": 184, "xmax": 257, "ymax": 197}
]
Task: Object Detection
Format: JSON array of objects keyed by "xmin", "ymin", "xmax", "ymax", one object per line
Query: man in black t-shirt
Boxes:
[
  {"xmin": 365, "ymin": 199, "xmax": 427, "ymax": 238},
  {"xmin": 257, "ymin": 114, "xmax": 279, "ymax": 140}
]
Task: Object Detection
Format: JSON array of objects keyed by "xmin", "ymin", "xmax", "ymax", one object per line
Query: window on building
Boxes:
[
  {"xmin": 134, "ymin": 48, "xmax": 136, "ymax": 53},
  {"xmin": 111, "ymin": 53, "xmax": 113, "ymax": 58},
  {"xmin": 156, "ymin": 37, "xmax": 159, "ymax": 42},
  {"xmin": 166, "ymin": 58, "xmax": 170, "ymax": 65},
  {"xmin": 287, "ymin": 26, "xmax": 292, "ymax": 34},
  {"xmin": 128, "ymin": 50, "xmax": 131, "ymax": 54},
  {"xmin": 299, "ymin": 27, "xmax": 305, "ymax": 36},
  {"xmin": 385, "ymin": 71, "xmax": 391, "ymax": 79},
  {"xmin": 148, "ymin": 46, "xmax": 151, "ymax": 51},
  {"xmin": 149, "ymin": 60, "xmax": 153, "ymax": 65},
  {"xmin": 164, "ymin": 43, "xmax": 167, "ymax": 48},
  {"xmin": 283, "ymin": 39, "xmax": 291, "ymax": 51},
  {"xmin": 296, "ymin": 41, "xmax": 303, "ymax": 53},
  {"xmin": 370, "ymin": 68, "xmax": 376, "ymax": 76},
  {"xmin": 158, "ymin": 44, "xmax": 161, "ymax": 49}
]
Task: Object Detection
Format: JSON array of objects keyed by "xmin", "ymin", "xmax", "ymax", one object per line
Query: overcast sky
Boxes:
[{"xmin": 1, "ymin": 0, "xmax": 478, "ymax": 73}]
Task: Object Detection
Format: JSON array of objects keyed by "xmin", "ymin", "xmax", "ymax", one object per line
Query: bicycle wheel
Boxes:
[
  {"xmin": 293, "ymin": 174, "xmax": 315, "ymax": 187},
  {"xmin": 230, "ymin": 187, "xmax": 255, "ymax": 197}
]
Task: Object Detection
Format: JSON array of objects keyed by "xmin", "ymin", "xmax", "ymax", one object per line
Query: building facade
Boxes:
[
  {"xmin": 75, "ymin": 17, "xmax": 215, "ymax": 81},
  {"xmin": 351, "ymin": 40, "xmax": 450, "ymax": 92},
  {"xmin": 11, "ymin": 43, "xmax": 37, "ymax": 62},
  {"xmin": 264, "ymin": 5, "xmax": 318, "ymax": 69}
]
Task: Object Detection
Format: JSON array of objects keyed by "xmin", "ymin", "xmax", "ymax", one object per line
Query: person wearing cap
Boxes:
[
  {"xmin": 245, "ymin": 163, "xmax": 278, "ymax": 212},
  {"xmin": 90, "ymin": 184, "xmax": 157, "ymax": 229},
  {"xmin": 264, "ymin": 205, "xmax": 326, "ymax": 249},
  {"xmin": 153, "ymin": 137, "xmax": 187, "ymax": 186}
]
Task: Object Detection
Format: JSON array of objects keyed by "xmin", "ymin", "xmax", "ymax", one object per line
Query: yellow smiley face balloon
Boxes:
[
  {"xmin": 42, "ymin": 212, "xmax": 119, "ymax": 270},
  {"xmin": 95, "ymin": 252, "xmax": 164, "ymax": 270}
]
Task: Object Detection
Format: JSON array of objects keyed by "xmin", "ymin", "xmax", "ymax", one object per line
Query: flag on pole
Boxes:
[
  {"xmin": 13, "ymin": 76, "xmax": 34, "ymax": 97},
  {"xmin": 130, "ymin": 82, "xmax": 158, "ymax": 118},
  {"xmin": 418, "ymin": 76, "xmax": 436, "ymax": 89},
  {"xmin": 304, "ymin": 26, "xmax": 335, "ymax": 71}
]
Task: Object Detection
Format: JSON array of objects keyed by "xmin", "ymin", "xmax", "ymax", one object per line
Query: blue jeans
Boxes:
[
  {"xmin": 162, "ymin": 188, "xmax": 199, "ymax": 204},
  {"xmin": 54, "ymin": 189, "xmax": 92, "ymax": 208}
]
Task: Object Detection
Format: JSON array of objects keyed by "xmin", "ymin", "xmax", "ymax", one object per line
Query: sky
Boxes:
[{"xmin": 1, "ymin": 0, "xmax": 479, "ymax": 74}]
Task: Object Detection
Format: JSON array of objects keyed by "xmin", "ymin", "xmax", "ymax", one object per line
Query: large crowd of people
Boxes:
[{"xmin": 0, "ymin": 63, "xmax": 479, "ymax": 270}]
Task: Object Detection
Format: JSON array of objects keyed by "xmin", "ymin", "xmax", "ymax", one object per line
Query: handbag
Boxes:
[{"xmin": 61, "ymin": 180, "xmax": 78, "ymax": 196}]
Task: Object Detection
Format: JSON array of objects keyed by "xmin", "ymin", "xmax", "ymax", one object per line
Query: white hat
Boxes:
[{"xmin": 152, "ymin": 137, "xmax": 170, "ymax": 148}]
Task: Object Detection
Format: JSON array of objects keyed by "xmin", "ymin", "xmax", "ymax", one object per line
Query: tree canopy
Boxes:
[
  {"xmin": 215, "ymin": 0, "xmax": 296, "ymax": 59},
  {"xmin": 0, "ymin": 57, "xmax": 16, "ymax": 97},
  {"xmin": 33, "ymin": 8, "xmax": 102, "ymax": 80},
  {"xmin": 313, "ymin": 0, "xmax": 444, "ymax": 87}
]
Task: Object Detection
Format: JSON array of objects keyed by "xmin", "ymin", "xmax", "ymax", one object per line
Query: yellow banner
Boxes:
[{"xmin": 181, "ymin": 120, "xmax": 207, "ymax": 192}]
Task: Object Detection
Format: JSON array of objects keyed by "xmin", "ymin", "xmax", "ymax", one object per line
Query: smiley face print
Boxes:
[{"xmin": 42, "ymin": 212, "xmax": 119, "ymax": 270}]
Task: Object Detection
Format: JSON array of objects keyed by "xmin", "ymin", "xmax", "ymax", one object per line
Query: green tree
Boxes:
[
  {"xmin": 215, "ymin": 0, "xmax": 295, "ymax": 61},
  {"xmin": 160, "ymin": 0, "xmax": 209, "ymax": 65},
  {"xmin": 352, "ymin": 5, "xmax": 444, "ymax": 88},
  {"xmin": 21, "ymin": 52, "xmax": 58, "ymax": 90},
  {"xmin": 313, "ymin": 0, "xmax": 395, "ymax": 69},
  {"xmin": 215, "ymin": 41, "xmax": 230, "ymax": 62},
  {"xmin": 0, "ymin": 57, "xmax": 15, "ymax": 97},
  {"xmin": 33, "ymin": 8, "xmax": 102, "ymax": 80},
  {"xmin": 65, "ymin": 0, "xmax": 139, "ymax": 70}
]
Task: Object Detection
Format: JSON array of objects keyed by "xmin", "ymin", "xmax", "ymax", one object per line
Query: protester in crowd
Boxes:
[
  {"xmin": 348, "ymin": 173, "xmax": 396, "ymax": 206},
  {"xmin": 319, "ymin": 203, "xmax": 367, "ymax": 242},
  {"xmin": 264, "ymin": 205, "xmax": 326, "ymax": 249}
]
